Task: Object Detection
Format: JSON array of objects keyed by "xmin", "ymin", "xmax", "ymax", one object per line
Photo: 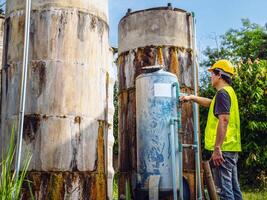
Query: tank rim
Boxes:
[
  {"xmin": 136, "ymin": 69, "xmax": 178, "ymax": 81},
  {"xmin": 119, "ymin": 7, "xmax": 189, "ymax": 24}
]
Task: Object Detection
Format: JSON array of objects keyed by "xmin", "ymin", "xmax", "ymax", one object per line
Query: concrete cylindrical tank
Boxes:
[
  {"xmin": 118, "ymin": 6, "xmax": 200, "ymax": 199},
  {"xmin": 136, "ymin": 69, "xmax": 178, "ymax": 190},
  {"xmin": 1, "ymin": 0, "xmax": 110, "ymax": 199}
]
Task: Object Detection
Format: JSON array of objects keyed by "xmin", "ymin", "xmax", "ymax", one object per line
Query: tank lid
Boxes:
[
  {"xmin": 120, "ymin": 6, "xmax": 187, "ymax": 22},
  {"xmin": 136, "ymin": 68, "xmax": 177, "ymax": 80}
]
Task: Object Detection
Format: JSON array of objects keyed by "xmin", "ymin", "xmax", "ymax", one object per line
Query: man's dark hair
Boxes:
[{"xmin": 213, "ymin": 69, "xmax": 232, "ymax": 85}]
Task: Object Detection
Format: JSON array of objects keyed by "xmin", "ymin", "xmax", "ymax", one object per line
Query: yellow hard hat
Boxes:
[{"xmin": 208, "ymin": 59, "xmax": 235, "ymax": 76}]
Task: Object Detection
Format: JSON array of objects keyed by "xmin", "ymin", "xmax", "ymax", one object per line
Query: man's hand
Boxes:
[
  {"xmin": 210, "ymin": 146, "xmax": 225, "ymax": 167},
  {"xmin": 179, "ymin": 95, "xmax": 194, "ymax": 102},
  {"xmin": 179, "ymin": 95, "xmax": 212, "ymax": 107}
]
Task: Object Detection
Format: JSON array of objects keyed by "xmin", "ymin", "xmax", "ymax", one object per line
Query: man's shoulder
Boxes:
[{"xmin": 216, "ymin": 88, "xmax": 230, "ymax": 98}]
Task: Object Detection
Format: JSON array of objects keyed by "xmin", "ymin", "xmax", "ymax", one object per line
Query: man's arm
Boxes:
[
  {"xmin": 211, "ymin": 114, "xmax": 229, "ymax": 166},
  {"xmin": 179, "ymin": 95, "xmax": 212, "ymax": 107}
]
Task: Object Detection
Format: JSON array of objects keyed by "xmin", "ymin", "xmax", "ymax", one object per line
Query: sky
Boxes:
[{"xmin": 109, "ymin": 0, "xmax": 267, "ymax": 62}]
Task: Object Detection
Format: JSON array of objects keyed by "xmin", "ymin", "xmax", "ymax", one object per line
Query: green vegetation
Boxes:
[
  {"xmin": 200, "ymin": 19, "xmax": 267, "ymax": 189},
  {"xmin": 113, "ymin": 81, "xmax": 119, "ymax": 157},
  {"xmin": 113, "ymin": 174, "xmax": 118, "ymax": 200},
  {"xmin": 0, "ymin": 128, "xmax": 32, "ymax": 199},
  {"xmin": 243, "ymin": 189, "xmax": 267, "ymax": 200}
]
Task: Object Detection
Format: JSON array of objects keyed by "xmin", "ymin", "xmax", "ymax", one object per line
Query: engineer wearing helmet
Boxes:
[{"xmin": 180, "ymin": 59, "xmax": 243, "ymax": 200}]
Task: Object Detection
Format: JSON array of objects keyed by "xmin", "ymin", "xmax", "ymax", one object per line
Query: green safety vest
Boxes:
[{"xmin": 204, "ymin": 86, "xmax": 241, "ymax": 151}]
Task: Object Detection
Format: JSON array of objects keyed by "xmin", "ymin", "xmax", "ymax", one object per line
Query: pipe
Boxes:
[
  {"xmin": 191, "ymin": 12, "xmax": 203, "ymax": 200},
  {"xmin": 170, "ymin": 119, "xmax": 178, "ymax": 200},
  {"xmin": 172, "ymin": 82, "xmax": 183, "ymax": 200},
  {"xmin": 15, "ymin": 0, "xmax": 32, "ymax": 179}
]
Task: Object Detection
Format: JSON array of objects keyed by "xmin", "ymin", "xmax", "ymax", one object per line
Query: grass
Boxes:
[
  {"xmin": 0, "ymin": 128, "xmax": 32, "ymax": 199},
  {"xmin": 242, "ymin": 189, "xmax": 267, "ymax": 200},
  {"xmin": 113, "ymin": 173, "xmax": 118, "ymax": 200}
]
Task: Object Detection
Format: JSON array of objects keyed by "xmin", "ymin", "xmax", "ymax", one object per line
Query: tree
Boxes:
[
  {"xmin": 200, "ymin": 20, "xmax": 267, "ymax": 188},
  {"xmin": 202, "ymin": 19, "xmax": 267, "ymax": 66}
]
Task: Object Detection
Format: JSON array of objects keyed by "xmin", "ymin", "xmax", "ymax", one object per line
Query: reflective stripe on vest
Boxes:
[{"xmin": 204, "ymin": 86, "xmax": 241, "ymax": 151}]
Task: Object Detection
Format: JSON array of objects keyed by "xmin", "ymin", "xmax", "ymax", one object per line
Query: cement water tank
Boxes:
[
  {"xmin": 0, "ymin": 0, "xmax": 111, "ymax": 199},
  {"xmin": 118, "ymin": 5, "xmax": 199, "ymax": 199}
]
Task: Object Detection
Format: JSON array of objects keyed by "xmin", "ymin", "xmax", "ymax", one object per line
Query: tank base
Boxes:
[
  {"xmin": 134, "ymin": 188, "xmax": 179, "ymax": 200},
  {"xmin": 134, "ymin": 178, "xmax": 191, "ymax": 200}
]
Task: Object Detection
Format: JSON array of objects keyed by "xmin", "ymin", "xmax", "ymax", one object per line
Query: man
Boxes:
[{"xmin": 180, "ymin": 59, "xmax": 243, "ymax": 200}]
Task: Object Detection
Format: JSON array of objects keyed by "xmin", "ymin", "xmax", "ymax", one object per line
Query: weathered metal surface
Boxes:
[
  {"xmin": 118, "ymin": 7, "xmax": 201, "ymax": 200},
  {"xmin": 1, "ymin": 0, "xmax": 112, "ymax": 199},
  {"xmin": 136, "ymin": 70, "xmax": 178, "ymax": 190}
]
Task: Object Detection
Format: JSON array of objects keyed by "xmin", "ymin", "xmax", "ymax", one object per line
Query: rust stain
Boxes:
[
  {"xmin": 74, "ymin": 116, "xmax": 81, "ymax": 124},
  {"xmin": 47, "ymin": 173, "xmax": 64, "ymax": 200},
  {"xmin": 157, "ymin": 46, "xmax": 164, "ymax": 65},
  {"xmin": 96, "ymin": 120, "xmax": 106, "ymax": 200},
  {"xmin": 90, "ymin": 15, "xmax": 97, "ymax": 29},
  {"xmin": 22, "ymin": 171, "xmax": 108, "ymax": 200},
  {"xmin": 118, "ymin": 91, "xmax": 130, "ymax": 172},
  {"xmin": 133, "ymin": 47, "xmax": 157, "ymax": 79},
  {"xmin": 32, "ymin": 60, "xmax": 46, "ymax": 97},
  {"xmin": 143, "ymin": 46, "xmax": 156, "ymax": 66},
  {"xmin": 70, "ymin": 116, "xmax": 82, "ymax": 171},
  {"xmin": 118, "ymin": 54, "xmax": 126, "ymax": 90},
  {"xmin": 183, "ymin": 171, "xmax": 204, "ymax": 200},
  {"xmin": 18, "ymin": 17, "xmax": 24, "ymax": 32},
  {"xmin": 42, "ymin": 114, "xmax": 48, "ymax": 120},
  {"xmin": 169, "ymin": 47, "xmax": 179, "ymax": 77},
  {"xmin": 23, "ymin": 114, "xmax": 41, "ymax": 144}
]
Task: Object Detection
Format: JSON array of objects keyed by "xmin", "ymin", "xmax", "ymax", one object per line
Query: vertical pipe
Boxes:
[
  {"xmin": 15, "ymin": 0, "xmax": 31, "ymax": 178},
  {"xmin": 170, "ymin": 121, "xmax": 178, "ymax": 200},
  {"xmin": 172, "ymin": 82, "xmax": 184, "ymax": 200},
  {"xmin": 170, "ymin": 83, "xmax": 178, "ymax": 199},
  {"xmin": 192, "ymin": 12, "xmax": 202, "ymax": 200}
]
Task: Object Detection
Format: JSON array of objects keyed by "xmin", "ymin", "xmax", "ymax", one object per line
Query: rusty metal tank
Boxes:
[
  {"xmin": 118, "ymin": 6, "xmax": 201, "ymax": 200},
  {"xmin": 0, "ymin": 0, "xmax": 111, "ymax": 199}
]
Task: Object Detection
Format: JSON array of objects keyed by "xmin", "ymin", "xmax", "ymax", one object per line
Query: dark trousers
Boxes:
[{"xmin": 211, "ymin": 152, "xmax": 243, "ymax": 200}]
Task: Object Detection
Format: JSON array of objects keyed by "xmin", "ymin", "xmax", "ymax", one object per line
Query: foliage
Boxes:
[
  {"xmin": 202, "ymin": 19, "xmax": 267, "ymax": 66},
  {"xmin": 125, "ymin": 179, "xmax": 132, "ymax": 200},
  {"xmin": 200, "ymin": 20, "xmax": 267, "ymax": 188},
  {"xmin": 234, "ymin": 60, "xmax": 267, "ymax": 188},
  {"xmin": 0, "ymin": 128, "xmax": 32, "ymax": 199},
  {"xmin": 113, "ymin": 173, "xmax": 118, "ymax": 200},
  {"xmin": 113, "ymin": 81, "xmax": 119, "ymax": 156}
]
